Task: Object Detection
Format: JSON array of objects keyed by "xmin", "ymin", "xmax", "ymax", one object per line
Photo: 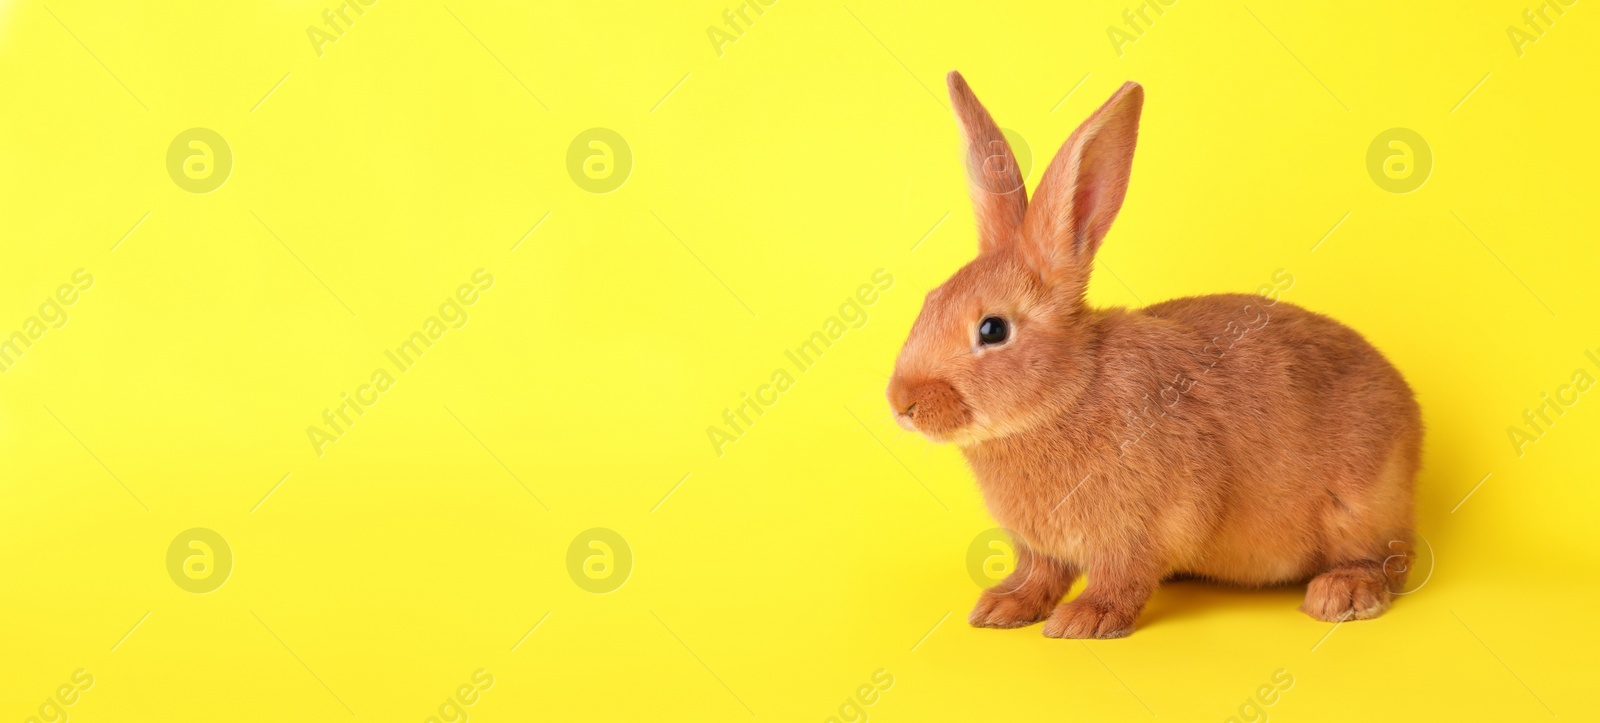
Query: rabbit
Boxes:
[{"xmin": 885, "ymin": 72, "xmax": 1422, "ymax": 639}]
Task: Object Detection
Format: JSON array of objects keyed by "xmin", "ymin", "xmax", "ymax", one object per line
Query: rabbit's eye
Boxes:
[{"xmin": 978, "ymin": 316, "xmax": 1009, "ymax": 346}]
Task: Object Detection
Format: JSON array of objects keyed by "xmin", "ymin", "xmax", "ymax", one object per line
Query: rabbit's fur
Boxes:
[{"xmin": 886, "ymin": 73, "xmax": 1421, "ymax": 638}]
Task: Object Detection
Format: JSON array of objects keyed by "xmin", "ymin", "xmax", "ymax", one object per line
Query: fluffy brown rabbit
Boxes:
[{"xmin": 886, "ymin": 72, "xmax": 1422, "ymax": 639}]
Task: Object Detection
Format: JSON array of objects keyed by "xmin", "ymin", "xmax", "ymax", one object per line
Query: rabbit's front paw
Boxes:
[
  {"xmin": 968, "ymin": 589, "xmax": 1055, "ymax": 629},
  {"xmin": 1041, "ymin": 600, "xmax": 1136, "ymax": 639}
]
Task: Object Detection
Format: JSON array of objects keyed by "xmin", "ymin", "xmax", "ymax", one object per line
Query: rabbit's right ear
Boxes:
[
  {"xmin": 1019, "ymin": 82, "xmax": 1143, "ymax": 293},
  {"xmin": 948, "ymin": 71, "xmax": 1027, "ymax": 254}
]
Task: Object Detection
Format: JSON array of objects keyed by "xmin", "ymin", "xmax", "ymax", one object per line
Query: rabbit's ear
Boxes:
[
  {"xmin": 1021, "ymin": 81, "xmax": 1143, "ymax": 290},
  {"xmin": 948, "ymin": 71, "xmax": 1027, "ymax": 254}
]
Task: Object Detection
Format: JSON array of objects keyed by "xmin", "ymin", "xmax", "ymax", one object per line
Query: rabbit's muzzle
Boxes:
[{"xmin": 888, "ymin": 376, "xmax": 973, "ymax": 440}]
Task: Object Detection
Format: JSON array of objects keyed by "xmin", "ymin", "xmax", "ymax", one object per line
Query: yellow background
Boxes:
[{"xmin": 1, "ymin": 0, "xmax": 1596, "ymax": 720}]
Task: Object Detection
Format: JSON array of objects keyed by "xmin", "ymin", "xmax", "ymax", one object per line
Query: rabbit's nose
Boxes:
[
  {"xmin": 890, "ymin": 377, "xmax": 972, "ymax": 437},
  {"xmin": 887, "ymin": 376, "xmax": 914, "ymax": 414},
  {"xmin": 893, "ymin": 402, "xmax": 920, "ymax": 434}
]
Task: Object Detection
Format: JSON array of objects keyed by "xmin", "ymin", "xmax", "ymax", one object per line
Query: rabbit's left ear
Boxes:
[
  {"xmin": 1021, "ymin": 82, "xmax": 1143, "ymax": 290},
  {"xmin": 948, "ymin": 71, "xmax": 1028, "ymax": 254}
]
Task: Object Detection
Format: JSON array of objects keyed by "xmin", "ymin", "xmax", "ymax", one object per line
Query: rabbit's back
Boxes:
[
  {"xmin": 1141, "ymin": 293, "xmax": 1421, "ymax": 471},
  {"xmin": 1137, "ymin": 294, "xmax": 1422, "ymax": 583}
]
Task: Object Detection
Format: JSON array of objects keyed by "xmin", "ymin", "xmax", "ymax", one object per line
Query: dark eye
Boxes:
[{"xmin": 978, "ymin": 316, "xmax": 1009, "ymax": 346}]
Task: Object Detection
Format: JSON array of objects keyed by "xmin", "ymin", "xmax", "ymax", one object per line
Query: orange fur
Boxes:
[{"xmin": 887, "ymin": 72, "xmax": 1422, "ymax": 638}]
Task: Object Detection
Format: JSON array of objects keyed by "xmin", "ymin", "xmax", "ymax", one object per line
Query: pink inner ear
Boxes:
[
  {"xmin": 1019, "ymin": 82, "xmax": 1143, "ymax": 279},
  {"xmin": 1071, "ymin": 177, "xmax": 1101, "ymax": 256},
  {"xmin": 1070, "ymin": 136, "xmax": 1133, "ymax": 257}
]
